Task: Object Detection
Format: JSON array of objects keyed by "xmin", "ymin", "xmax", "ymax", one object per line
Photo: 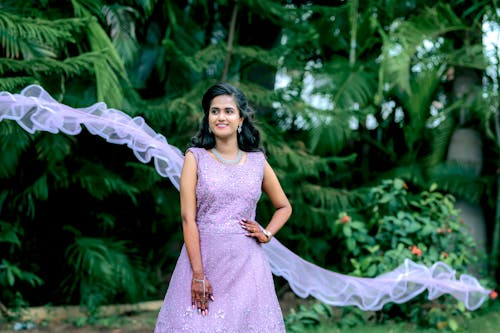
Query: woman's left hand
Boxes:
[{"xmin": 240, "ymin": 219, "xmax": 270, "ymax": 243}]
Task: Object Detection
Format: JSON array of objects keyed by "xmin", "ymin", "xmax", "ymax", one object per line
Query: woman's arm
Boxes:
[
  {"xmin": 180, "ymin": 151, "xmax": 212, "ymax": 315},
  {"xmin": 242, "ymin": 160, "xmax": 292, "ymax": 242},
  {"xmin": 260, "ymin": 160, "xmax": 292, "ymax": 237}
]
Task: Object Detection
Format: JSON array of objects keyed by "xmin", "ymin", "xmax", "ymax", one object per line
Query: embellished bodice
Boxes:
[{"xmin": 187, "ymin": 147, "xmax": 265, "ymax": 234}]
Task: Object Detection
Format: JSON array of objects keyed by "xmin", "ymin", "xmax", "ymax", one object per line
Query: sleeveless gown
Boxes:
[{"xmin": 154, "ymin": 147, "xmax": 285, "ymax": 332}]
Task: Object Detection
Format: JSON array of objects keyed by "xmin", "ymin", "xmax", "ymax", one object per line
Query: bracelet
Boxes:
[
  {"xmin": 193, "ymin": 276, "xmax": 206, "ymax": 300},
  {"xmin": 261, "ymin": 228, "xmax": 273, "ymax": 242}
]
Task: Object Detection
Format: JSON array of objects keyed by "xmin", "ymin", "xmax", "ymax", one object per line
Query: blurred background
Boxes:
[{"xmin": 1, "ymin": 0, "xmax": 500, "ymax": 331}]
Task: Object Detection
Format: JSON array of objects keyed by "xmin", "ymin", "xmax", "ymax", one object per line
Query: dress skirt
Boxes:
[{"xmin": 154, "ymin": 231, "xmax": 285, "ymax": 332}]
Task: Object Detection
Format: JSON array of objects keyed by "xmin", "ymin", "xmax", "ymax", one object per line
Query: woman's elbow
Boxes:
[
  {"xmin": 181, "ymin": 213, "xmax": 196, "ymax": 227},
  {"xmin": 282, "ymin": 201, "xmax": 292, "ymax": 219}
]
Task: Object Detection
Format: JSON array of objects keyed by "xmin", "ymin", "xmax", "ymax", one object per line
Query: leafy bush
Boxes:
[
  {"xmin": 285, "ymin": 178, "xmax": 494, "ymax": 331},
  {"xmin": 0, "ymin": 221, "xmax": 43, "ymax": 318},
  {"xmin": 336, "ymin": 179, "xmax": 481, "ymax": 278},
  {"xmin": 61, "ymin": 225, "xmax": 152, "ymax": 319}
]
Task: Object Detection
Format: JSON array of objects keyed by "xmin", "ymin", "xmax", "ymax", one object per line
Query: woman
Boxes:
[{"xmin": 154, "ymin": 82, "xmax": 292, "ymax": 332}]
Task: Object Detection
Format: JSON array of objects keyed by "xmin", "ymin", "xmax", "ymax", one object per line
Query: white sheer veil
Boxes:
[{"xmin": 0, "ymin": 84, "xmax": 492, "ymax": 311}]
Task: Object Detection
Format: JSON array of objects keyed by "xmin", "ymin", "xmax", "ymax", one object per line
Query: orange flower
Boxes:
[
  {"xmin": 437, "ymin": 228, "xmax": 443, "ymax": 234},
  {"xmin": 490, "ymin": 290, "xmax": 498, "ymax": 300},
  {"xmin": 340, "ymin": 215, "xmax": 351, "ymax": 224},
  {"xmin": 402, "ymin": 182, "xmax": 408, "ymax": 190},
  {"xmin": 441, "ymin": 252, "xmax": 449, "ymax": 259},
  {"xmin": 409, "ymin": 245, "xmax": 422, "ymax": 256}
]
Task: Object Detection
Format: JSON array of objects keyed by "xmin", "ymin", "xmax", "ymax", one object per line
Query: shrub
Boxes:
[{"xmin": 286, "ymin": 178, "xmax": 494, "ymax": 331}]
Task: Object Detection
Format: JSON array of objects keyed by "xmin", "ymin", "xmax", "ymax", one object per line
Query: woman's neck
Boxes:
[{"xmin": 214, "ymin": 139, "xmax": 239, "ymax": 155}]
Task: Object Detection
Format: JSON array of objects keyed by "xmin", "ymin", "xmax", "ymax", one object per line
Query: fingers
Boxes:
[
  {"xmin": 239, "ymin": 219, "xmax": 261, "ymax": 235},
  {"xmin": 192, "ymin": 279, "xmax": 214, "ymax": 316},
  {"xmin": 240, "ymin": 219, "xmax": 267, "ymax": 242},
  {"xmin": 195, "ymin": 295, "xmax": 212, "ymax": 316}
]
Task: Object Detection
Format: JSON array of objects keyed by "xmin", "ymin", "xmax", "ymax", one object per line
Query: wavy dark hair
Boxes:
[{"xmin": 190, "ymin": 82, "xmax": 262, "ymax": 152}]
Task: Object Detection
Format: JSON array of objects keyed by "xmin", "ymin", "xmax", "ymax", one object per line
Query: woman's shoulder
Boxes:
[
  {"xmin": 185, "ymin": 147, "xmax": 207, "ymax": 161},
  {"xmin": 247, "ymin": 150, "xmax": 266, "ymax": 164}
]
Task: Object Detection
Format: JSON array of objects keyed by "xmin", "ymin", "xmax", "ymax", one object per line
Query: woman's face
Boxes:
[{"xmin": 208, "ymin": 95, "xmax": 243, "ymax": 139}]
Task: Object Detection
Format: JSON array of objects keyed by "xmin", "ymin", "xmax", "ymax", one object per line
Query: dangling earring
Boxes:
[{"xmin": 237, "ymin": 124, "xmax": 242, "ymax": 134}]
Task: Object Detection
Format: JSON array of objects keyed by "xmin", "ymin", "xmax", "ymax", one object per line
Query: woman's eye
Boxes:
[{"xmin": 210, "ymin": 109, "xmax": 218, "ymax": 114}]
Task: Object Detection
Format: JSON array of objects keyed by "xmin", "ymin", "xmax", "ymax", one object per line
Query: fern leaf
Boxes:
[
  {"xmin": 380, "ymin": 3, "xmax": 468, "ymax": 95},
  {"xmin": 0, "ymin": 122, "xmax": 32, "ymax": 178},
  {"xmin": 71, "ymin": 162, "xmax": 139, "ymax": 203},
  {"xmin": 0, "ymin": 76, "xmax": 37, "ymax": 92},
  {"xmin": 103, "ymin": 4, "xmax": 140, "ymax": 65},
  {"xmin": 0, "ymin": 11, "xmax": 90, "ymax": 59}
]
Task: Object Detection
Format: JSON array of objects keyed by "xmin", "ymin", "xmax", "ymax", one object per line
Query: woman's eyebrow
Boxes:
[{"xmin": 210, "ymin": 106, "xmax": 235, "ymax": 110}]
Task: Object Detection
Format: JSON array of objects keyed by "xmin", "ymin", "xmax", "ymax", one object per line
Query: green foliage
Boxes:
[
  {"xmin": 378, "ymin": 3, "xmax": 470, "ymax": 96},
  {"xmin": 63, "ymin": 234, "xmax": 149, "ymax": 316},
  {"xmin": 285, "ymin": 303, "xmax": 336, "ymax": 332},
  {"xmin": 0, "ymin": 11, "xmax": 88, "ymax": 58},
  {"xmin": 1, "ymin": 1, "xmax": 499, "ymax": 328},
  {"xmin": 329, "ymin": 178, "xmax": 491, "ymax": 329},
  {"xmin": 285, "ymin": 178, "xmax": 494, "ymax": 331},
  {"xmin": 0, "ymin": 221, "xmax": 43, "ymax": 316},
  {"xmin": 342, "ymin": 179, "xmax": 480, "ymax": 275}
]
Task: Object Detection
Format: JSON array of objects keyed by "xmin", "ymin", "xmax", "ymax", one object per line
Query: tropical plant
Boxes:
[{"xmin": 0, "ymin": 1, "xmax": 499, "ymax": 325}]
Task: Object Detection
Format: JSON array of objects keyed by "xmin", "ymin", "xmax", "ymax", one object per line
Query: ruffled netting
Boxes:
[
  {"xmin": 0, "ymin": 84, "xmax": 492, "ymax": 311},
  {"xmin": 263, "ymin": 238, "xmax": 489, "ymax": 310},
  {"xmin": 0, "ymin": 85, "xmax": 184, "ymax": 190}
]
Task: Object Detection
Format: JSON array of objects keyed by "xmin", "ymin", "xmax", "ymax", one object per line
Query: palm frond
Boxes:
[
  {"xmin": 259, "ymin": 123, "xmax": 334, "ymax": 178},
  {"xmin": 379, "ymin": 3, "xmax": 468, "ymax": 95},
  {"xmin": 0, "ymin": 122, "xmax": 32, "ymax": 178},
  {"xmin": 103, "ymin": 4, "xmax": 140, "ymax": 65},
  {"xmin": 134, "ymin": 0, "xmax": 157, "ymax": 18},
  {"xmin": 428, "ymin": 162, "xmax": 486, "ymax": 203},
  {"xmin": 70, "ymin": 0, "xmax": 104, "ymax": 18},
  {"xmin": 235, "ymin": 45, "xmax": 280, "ymax": 68},
  {"xmin": 401, "ymin": 66, "xmax": 444, "ymax": 150},
  {"xmin": 0, "ymin": 76, "xmax": 37, "ymax": 92},
  {"xmin": 420, "ymin": 102, "xmax": 461, "ymax": 169},
  {"xmin": 0, "ymin": 11, "xmax": 90, "ymax": 59},
  {"xmin": 308, "ymin": 114, "xmax": 354, "ymax": 156},
  {"xmin": 11, "ymin": 176, "xmax": 48, "ymax": 218},
  {"xmin": 86, "ymin": 20, "xmax": 127, "ymax": 108},
  {"xmin": 296, "ymin": 183, "xmax": 363, "ymax": 214},
  {"xmin": 319, "ymin": 58, "xmax": 378, "ymax": 110},
  {"xmin": 241, "ymin": 0, "xmax": 299, "ymax": 27},
  {"xmin": 0, "ymin": 52, "xmax": 107, "ymax": 78},
  {"xmin": 64, "ymin": 236, "xmax": 144, "ymax": 306},
  {"xmin": 446, "ymin": 44, "xmax": 489, "ymax": 70},
  {"xmin": 35, "ymin": 134, "xmax": 75, "ymax": 162},
  {"xmin": 70, "ymin": 162, "xmax": 139, "ymax": 203}
]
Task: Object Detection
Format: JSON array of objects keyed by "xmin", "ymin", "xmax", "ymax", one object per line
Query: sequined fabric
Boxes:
[{"xmin": 154, "ymin": 148, "xmax": 285, "ymax": 332}]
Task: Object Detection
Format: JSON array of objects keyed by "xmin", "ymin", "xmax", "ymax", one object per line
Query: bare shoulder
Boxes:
[{"xmin": 182, "ymin": 150, "xmax": 198, "ymax": 172}]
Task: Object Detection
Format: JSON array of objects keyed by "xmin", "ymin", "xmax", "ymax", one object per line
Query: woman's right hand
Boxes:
[{"xmin": 191, "ymin": 274, "xmax": 213, "ymax": 316}]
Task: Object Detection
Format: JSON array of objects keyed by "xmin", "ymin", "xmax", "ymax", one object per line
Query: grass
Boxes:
[
  {"xmin": 2, "ymin": 300, "xmax": 498, "ymax": 332},
  {"xmin": 297, "ymin": 302, "xmax": 500, "ymax": 333}
]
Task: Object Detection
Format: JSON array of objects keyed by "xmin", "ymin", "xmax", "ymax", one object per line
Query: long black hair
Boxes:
[{"xmin": 190, "ymin": 82, "xmax": 263, "ymax": 152}]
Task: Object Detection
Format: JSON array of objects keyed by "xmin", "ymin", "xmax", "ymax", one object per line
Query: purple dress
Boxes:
[{"xmin": 154, "ymin": 147, "xmax": 285, "ymax": 333}]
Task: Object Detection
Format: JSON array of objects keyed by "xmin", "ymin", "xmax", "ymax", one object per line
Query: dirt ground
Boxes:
[
  {"xmin": 0, "ymin": 311, "xmax": 156, "ymax": 333},
  {"xmin": 0, "ymin": 291, "xmax": 307, "ymax": 333}
]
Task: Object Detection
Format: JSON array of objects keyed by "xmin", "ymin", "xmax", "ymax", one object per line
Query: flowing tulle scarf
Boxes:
[{"xmin": 0, "ymin": 84, "xmax": 492, "ymax": 311}]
